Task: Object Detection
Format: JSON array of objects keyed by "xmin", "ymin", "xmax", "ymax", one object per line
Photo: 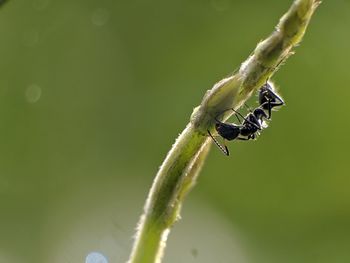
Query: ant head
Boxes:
[{"xmin": 259, "ymin": 82, "xmax": 282, "ymax": 104}]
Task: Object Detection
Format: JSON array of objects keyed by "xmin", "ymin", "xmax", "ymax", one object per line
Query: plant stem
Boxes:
[
  {"xmin": 128, "ymin": 1, "xmax": 320, "ymax": 262},
  {"xmin": 129, "ymin": 125, "xmax": 211, "ymax": 263}
]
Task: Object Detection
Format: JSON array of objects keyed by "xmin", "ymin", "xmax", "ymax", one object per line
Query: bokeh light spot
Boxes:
[
  {"xmin": 25, "ymin": 84, "xmax": 42, "ymax": 103},
  {"xmin": 91, "ymin": 8, "xmax": 110, "ymax": 26},
  {"xmin": 85, "ymin": 252, "xmax": 108, "ymax": 263},
  {"xmin": 191, "ymin": 248, "xmax": 198, "ymax": 258}
]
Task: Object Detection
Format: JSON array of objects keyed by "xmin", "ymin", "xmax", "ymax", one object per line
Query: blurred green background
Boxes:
[{"xmin": 0, "ymin": 0, "xmax": 349, "ymax": 262}]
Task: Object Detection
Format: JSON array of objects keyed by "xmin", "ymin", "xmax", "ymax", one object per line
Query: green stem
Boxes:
[
  {"xmin": 128, "ymin": 1, "xmax": 320, "ymax": 262},
  {"xmin": 129, "ymin": 125, "xmax": 210, "ymax": 263}
]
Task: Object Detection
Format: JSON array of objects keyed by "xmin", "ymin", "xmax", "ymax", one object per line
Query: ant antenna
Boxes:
[{"xmin": 208, "ymin": 130, "xmax": 229, "ymax": 156}]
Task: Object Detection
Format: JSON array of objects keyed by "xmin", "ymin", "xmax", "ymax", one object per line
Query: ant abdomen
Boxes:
[{"xmin": 215, "ymin": 122, "xmax": 240, "ymax": 141}]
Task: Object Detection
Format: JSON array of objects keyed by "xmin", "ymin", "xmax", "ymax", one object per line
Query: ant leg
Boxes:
[
  {"xmin": 223, "ymin": 139, "xmax": 229, "ymax": 156},
  {"xmin": 235, "ymin": 113, "xmax": 242, "ymax": 124},
  {"xmin": 259, "ymin": 101, "xmax": 271, "ymax": 119},
  {"xmin": 214, "ymin": 109, "xmax": 233, "ymax": 123},
  {"xmin": 269, "ymin": 91, "xmax": 285, "ymax": 106},
  {"xmin": 214, "ymin": 115, "xmax": 223, "ymax": 123},
  {"xmin": 207, "ymin": 130, "xmax": 229, "ymax": 156},
  {"xmin": 214, "ymin": 107, "xmax": 257, "ymax": 128},
  {"xmin": 237, "ymin": 133, "xmax": 258, "ymax": 140},
  {"xmin": 262, "ymin": 100, "xmax": 273, "ymax": 119},
  {"xmin": 269, "ymin": 101, "xmax": 285, "ymax": 118},
  {"xmin": 248, "ymin": 134, "xmax": 254, "ymax": 140},
  {"xmin": 261, "ymin": 100, "xmax": 284, "ymax": 119},
  {"xmin": 215, "ymin": 107, "xmax": 244, "ymax": 123},
  {"xmin": 230, "ymin": 108, "xmax": 261, "ymax": 130},
  {"xmin": 236, "ymin": 136, "xmax": 250, "ymax": 141},
  {"xmin": 268, "ymin": 102, "xmax": 272, "ymax": 119},
  {"xmin": 230, "ymin": 108, "xmax": 246, "ymax": 120},
  {"xmin": 270, "ymin": 101, "xmax": 284, "ymax": 107}
]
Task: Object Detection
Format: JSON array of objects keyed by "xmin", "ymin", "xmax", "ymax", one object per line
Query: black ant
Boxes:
[
  {"xmin": 208, "ymin": 81, "xmax": 285, "ymax": 156},
  {"xmin": 207, "ymin": 108, "xmax": 268, "ymax": 156},
  {"xmin": 259, "ymin": 82, "xmax": 285, "ymax": 119}
]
